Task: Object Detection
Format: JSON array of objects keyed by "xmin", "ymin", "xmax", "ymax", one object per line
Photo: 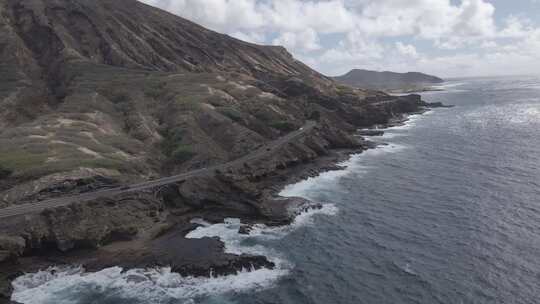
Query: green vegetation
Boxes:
[
  {"xmin": 270, "ymin": 121, "xmax": 296, "ymax": 132},
  {"xmin": 160, "ymin": 127, "xmax": 196, "ymax": 164},
  {"xmin": 0, "ymin": 152, "xmax": 46, "ymax": 172},
  {"xmin": 79, "ymin": 158, "xmax": 130, "ymax": 171},
  {"xmin": 161, "ymin": 127, "xmax": 185, "ymax": 156},
  {"xmin": 336, "ymin": 84, "xmax": 353, "ymax": 92},
  {"xmin": 218, "ymin": 107, "xmax": 243, "ymax": 122},
  {"xmin": 144, "ymin": 81, "xmax": 167, "ymax": 99},
  {"xmin": 176, "ymin": 96, "xmax": 201, "ymax": 111},
  {"xmin": 108, "ymin": 89, "xmax": 131, "ymax": 104},
  {"xmin": 0, "ymin": 165, "xmax": 12, "ymax": 179},
  {"xmin": 171, "ymin": 145, "xmax": 196, "ymax": 163}
]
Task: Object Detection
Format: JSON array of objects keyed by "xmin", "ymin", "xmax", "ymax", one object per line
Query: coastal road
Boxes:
[{"xmin": 0, "ymin": 121, "xmax": 317, "ymax": 219}]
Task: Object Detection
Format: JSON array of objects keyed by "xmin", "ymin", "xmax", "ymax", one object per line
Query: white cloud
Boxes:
[
  {"xmin": 354, "ymin": 0, "xmax": 496, "ymax": 39},
  {"xmin": 499, "ymin": 16, "xmax": 533, "ymax": 38},
  {"xmin": 272, "ymin": 29, "xmax": 322, "ymax": 52},
  {"xmin": 230, "ymin": 31, "xmax": 266, "ymax": 44},
  {"xmin": 395, "ymin": 42, "xmax": 419, "ymax": 58},
  {"xmin": 139, "ymin": 0, "xmax": 540, "ymax": 77},
  {"xmin": 261, "ymin": 0, "xmax": 356, "ymax": 34}
]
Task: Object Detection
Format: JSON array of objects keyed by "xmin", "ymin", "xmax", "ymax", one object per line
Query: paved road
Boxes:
[{"xmin": 0, "ymin": 121, "xmax": 316, "ymax": 219}]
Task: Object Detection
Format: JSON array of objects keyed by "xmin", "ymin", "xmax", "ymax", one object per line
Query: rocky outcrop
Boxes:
[
  {"xmin": 82, "ymin": 234, "xmax": 275, "ymax": 278},
  {"xmin": 0, "ymin": 236, "xmax": 25, "ymax": 263},
  {"xmin": 426, "ymin": 102, "xmax": 455, "ymax": 108}
]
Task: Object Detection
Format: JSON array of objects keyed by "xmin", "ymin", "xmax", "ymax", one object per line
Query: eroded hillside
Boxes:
[{"xmin": 0, "ymin": 0, "xmax": 392, "ymax": 205}]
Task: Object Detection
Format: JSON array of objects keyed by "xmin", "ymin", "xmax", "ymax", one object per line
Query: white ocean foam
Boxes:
[
  {"xmin": 280, "ymin": 142, "xmax": 407, "ymax": 199},
  {"xmin": 377, "ymin": 112, "xmax": 431, "ymax": 132},
  {"xmin": 432, "ymin": 82, "xmax": 466, "ymax": 89},
  {"xmin": 12, "ymin": 205, "xmax": 339, "ymax": 304},
  {"xmin": 187, "ymin": 204, "xmax": 339, "ymax": 256},
  {"xmin": 12, "ymin": 265, "xmax": 285, "ymax": 304},
  {"xmin": 380, "ymin": 132, "xmax": 404, "ymax": 139},
  {"xmin": 279, "ymin": 168, "xmax": 353, "ymax": 198}
]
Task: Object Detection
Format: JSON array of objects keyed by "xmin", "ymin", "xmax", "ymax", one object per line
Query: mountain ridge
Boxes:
[{"xmin": 334, "ymin": 68, "xmax": 444, "ymax": 91}]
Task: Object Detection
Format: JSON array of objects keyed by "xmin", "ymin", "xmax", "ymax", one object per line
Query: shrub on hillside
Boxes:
[
  {"xmin": 0, "ymin": 166, "xmax": 12, "ymax": 179},
  {"xmin": 160, "ymin": 127, "xmax": 197, "ymax": 164},
  {"xmin": 161, "ymin": 127, "xmax": 185, "ymax": 156},
  {"xmin": 218, "ymin": 107, "xmax": 243, "ymax": 123},
  {"xmin": 171, "ymin": 146, "xmax": 196, "ymax": 164},
  {"xmin": 270, "ymin": 121, "xmax": 296, "ymax": 132}
]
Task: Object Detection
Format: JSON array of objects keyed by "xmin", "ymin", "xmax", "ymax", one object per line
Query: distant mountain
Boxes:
[{"xmin": 334, "ymin": 69, "xmax": 444, "ymax": 91}]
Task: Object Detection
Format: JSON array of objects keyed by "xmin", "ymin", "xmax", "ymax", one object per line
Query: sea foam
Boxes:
[
  {"xmin": 11, "ymin": 205, "xmax": 339, "ymax": 304},
  {"xmin": 12, "ymin": 265, "xmax": 286, "ymax": 304}
]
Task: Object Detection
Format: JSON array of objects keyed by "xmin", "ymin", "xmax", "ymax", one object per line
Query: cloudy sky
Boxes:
[{"xmin": 139, "ymin": 0, "xmax": 540, "ymax": 78}]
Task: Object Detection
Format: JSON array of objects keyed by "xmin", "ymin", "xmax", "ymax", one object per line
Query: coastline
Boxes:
[
  {"xmin": 267, "ymin": 110, "xmax": 426, "ymax": 198},
  {"xmin": 0, "ymin": 100, "xmax": 446, "ymax": 304}
]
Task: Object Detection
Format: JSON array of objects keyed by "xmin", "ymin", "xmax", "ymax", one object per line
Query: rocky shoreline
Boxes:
[{"xmin": 0, "ymin": 97, "xmax": 448, "ymax": 304}]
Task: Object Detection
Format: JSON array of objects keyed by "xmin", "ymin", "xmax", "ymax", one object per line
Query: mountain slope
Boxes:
[
  {"xmin": 1, "ymin": 0, "xmax": 330, "ymax": 94},
  {"xmin": 334, "ymin": 69, "xmax": 444, "ymax": 91},
  {"xmin": 0, "ymin": 1, "xmax": 437, "ymax": 297},
  {"xmin": 0, "ymin": 0, "xmax": 433, "ymax": 213},
  {"xmin": 0, "ymin": 0, "xmax": 331, "ymax": 189}
]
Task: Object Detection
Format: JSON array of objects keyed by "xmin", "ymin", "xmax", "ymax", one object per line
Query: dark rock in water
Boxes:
[
  {"xmin": 258, "ymin": 197, "xmax": 323, "ymax": 226},
  {"xmin": 0, "ymin": 281, "xmax": 12, "ymax": 304},
  {"xmin": 79, "ymin": 227, "xmax": 274, "ymax": 279},
  {"xmin": 426, "ymin": 102, "xmax": 454, "ymax": 108},
  {"xmin": 358, "ymin": 130, "xmax": 385, "ymax": 136},
  {"xmin": 364, "ymin": 141, "xmax": 383, "ymax": 149},
  {"xmin": 174, "ymin": 253, "xmax": 274, "ymax": 277},
  {"xmin": 0, "ymin": 265, "xmax": 22, "ymax": 304},
  {"xmin": 238, "ymin": 225, "xmax": 254, "ymax": 235}
]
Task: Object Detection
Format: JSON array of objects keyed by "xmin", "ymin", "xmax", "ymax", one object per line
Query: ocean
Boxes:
[{"xmin": 11, "ymin": 75, "xmax": 540, "ymax": 304}]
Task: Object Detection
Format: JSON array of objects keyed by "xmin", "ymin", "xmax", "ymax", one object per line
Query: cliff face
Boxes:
[
  {"xmin": 334, "ymin": 69, "xmax": 444, "ymax": 91},
  {"xmin": 0, "ymin": 0, "xmax": 436, "ymax": 300},
  {"xmin": 0, "ymin": 0, "xmax": 331, "ymax": 98}
]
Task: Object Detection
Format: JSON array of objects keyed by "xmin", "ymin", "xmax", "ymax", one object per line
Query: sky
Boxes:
[{"xmin": 139, "ymin": 0, "xmax": 540, "ymax": 78}]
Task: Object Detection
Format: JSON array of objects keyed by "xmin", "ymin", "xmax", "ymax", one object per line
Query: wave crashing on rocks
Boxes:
[{"xmin": 11, "ymin": 204, "xmax": 338, "ymax": 304}]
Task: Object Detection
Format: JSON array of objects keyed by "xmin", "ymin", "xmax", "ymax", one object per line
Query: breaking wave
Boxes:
[
  {"xmin": 12, "ymin": 265, "xmax": 284, "ymax": 304},
  {"xmin": 11, "ymin": 206, "xmax": 338, "ymax": 304}
]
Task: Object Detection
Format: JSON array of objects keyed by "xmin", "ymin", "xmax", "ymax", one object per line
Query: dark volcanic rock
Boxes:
[
  {"xmin": 358, "ymin": 130, "xmax": 385, "ymax": 136},
  {"xmin": 426, "ymin": 102, "xmax": 454, "ymax": 108},
  {"xmin": 0, "ymin": 263, "xmax": 22, "ymax": 304},
  {"xmin": 238, "ymin": 225, "xmax": 253, "ymax": 235},
  {"xmin": 81, "ymin": 229, "xmax": 275, "ymax": 278},
  {"xmin": 0, "ymin": 236, "xmax": 25, "ymax": 263}
]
